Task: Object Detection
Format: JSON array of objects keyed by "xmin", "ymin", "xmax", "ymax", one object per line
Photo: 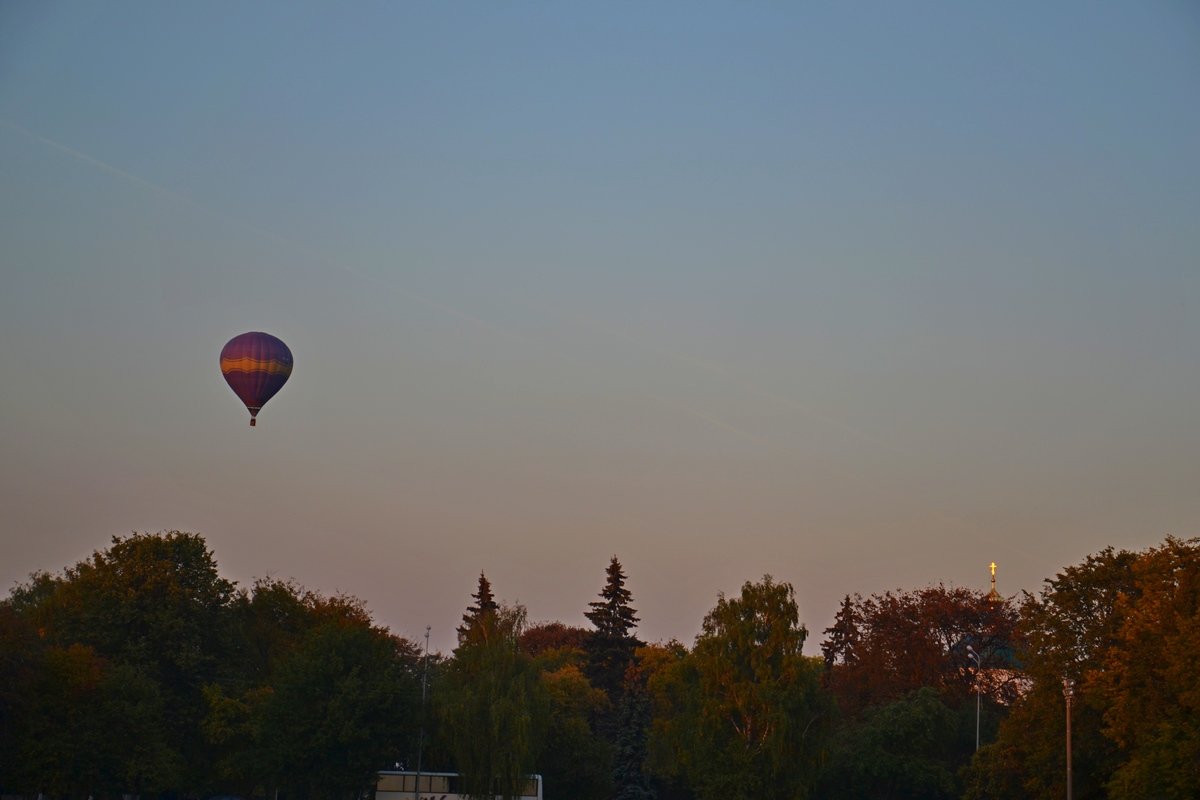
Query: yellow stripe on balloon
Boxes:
[{"xmin": 220, "ymin": 357, "xmax": 293, "ymax": 376}]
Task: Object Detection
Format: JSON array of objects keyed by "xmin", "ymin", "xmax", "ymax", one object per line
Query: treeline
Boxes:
[{"xmin": 1, "ymin": 532, "xmax": 1197, "ymax": 800}]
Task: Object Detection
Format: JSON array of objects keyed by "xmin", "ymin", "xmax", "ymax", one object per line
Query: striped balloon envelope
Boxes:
[{"xmin": 219, "ymin": 332, "xmax": 293, "ymax": 426}]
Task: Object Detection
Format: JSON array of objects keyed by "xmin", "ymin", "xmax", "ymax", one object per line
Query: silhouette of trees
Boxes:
[
  {"xmin": 457, "ymin": 571, "xmax": 500, "ymax": 642},
  {"xmin": 4, "ymin": 531, "xmax": 1198, "ymax": 800},
  {"xmin": 255, "ymin": 622, "xmax": 418, "ymax": 800},
  {"xmin": 579, "ymin": 557, "xmax": 652, "ymax": 798},
  {"xmin": 584, "ymin": 556, "xmax": 642, "ymax": 699},
  {"xmin": 0, "ymin": 532, "xmax": 234, "ymax": 793},
  {"xmin": 0, "ymin": 533, "xmax": 422, "ymax": 800}
]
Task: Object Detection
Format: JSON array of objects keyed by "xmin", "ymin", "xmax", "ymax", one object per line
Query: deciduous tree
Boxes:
[
  {"xmin": 649, "ymin": 577, "xmax": 829, "ymax": 800},
  {"xmin": 961, "ymin": 545, "xmax": 1143, "ymax": 799},
  {"xmin": 819, "ymin": 687, "xmax": 961, "ymax": 800},
  {"xmin": 821, "ymin": 585, "xmax": 1021, "ymax": 718},
  {"xmin": 537, "ymin": 662, "xmax": 613, "ymax": 800},
  {"xmin": 257, "ymin": 622, "xmax": 419, "ymax": 800},
  {"xmin": 439, "ymin": 604, "xmax": 549, "ymax": 800},
  {"xmin": 519, "ymin": 621, "xmax": 590, "ymax": 658},
  {"xmin": 3, "ymin": 532, "xmax": 236, "ymax": 792},
  {"xmin": 1093, "ymin": 537, "xmax": 1200, "ymax": 800}
]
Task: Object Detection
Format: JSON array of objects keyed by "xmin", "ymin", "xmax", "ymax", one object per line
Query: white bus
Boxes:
[{"xmin": 376, "ymin": 770, "xmax": 543, "ymax": 800}]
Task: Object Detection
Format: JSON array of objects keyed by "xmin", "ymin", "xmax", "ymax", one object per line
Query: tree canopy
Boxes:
[
  {"xmin": 4, "ymin": 532, "xmax": 1197, "ymax": 800},
  {"xmin": 648, "ymin": 577, "xmax": 829, "ymax": 800},
  {"xmin": 962, "ymin": 537, "xmax": 1200, "ymax": 800},
  {"xmin": 439, "ymin": 604, "xmax": 549, "ymax": 800}
]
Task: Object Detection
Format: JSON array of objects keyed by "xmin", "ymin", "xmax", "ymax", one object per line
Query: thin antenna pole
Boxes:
[{"xmin": 414, "ymin": 625, "xmax": 431, "ymax": 800}]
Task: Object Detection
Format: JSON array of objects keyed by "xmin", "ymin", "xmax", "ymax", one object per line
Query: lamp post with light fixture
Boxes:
[{"xmin": 966, "ymin": 645, "xmax": 982, "ymax": 751}]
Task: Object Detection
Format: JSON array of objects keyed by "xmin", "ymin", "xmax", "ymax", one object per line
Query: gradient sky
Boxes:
[{"xmin": 2, "ymin": 1, "xmax": 1198, "ymax": 654}]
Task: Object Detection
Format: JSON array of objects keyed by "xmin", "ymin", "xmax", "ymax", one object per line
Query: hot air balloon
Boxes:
[{"xmin": 219, "ymin": 332, "xmax": 293, "ymax": 426}]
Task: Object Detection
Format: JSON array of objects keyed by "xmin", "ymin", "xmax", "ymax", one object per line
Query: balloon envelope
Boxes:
[{"xmin": 220, "ymin": 332, "xmax": 293, "ymax": 426}]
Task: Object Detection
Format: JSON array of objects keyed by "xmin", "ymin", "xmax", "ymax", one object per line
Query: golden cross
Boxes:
[{"xmin": 990, "ymin": 561, "xmax": 997, "ymax": 577}]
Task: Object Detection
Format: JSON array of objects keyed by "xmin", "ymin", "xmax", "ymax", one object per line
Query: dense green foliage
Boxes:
[
  {"xmin": 0, "ymin": 534, "xmax": 420, "ymax": 800},
  {"xmin": 647, "ymin": 577, "xmax": 830, "ymax": 800},
  {"xmin": 2, "ymin": 533, "xmax": 1197, "ymax": 800},
  {"xmin": 819, "ymin": 687, "xmax": 962, "ymax": 799},
  {"xmin": 438, "ymin": 605, "xmax": 549, "ymax": 800}
]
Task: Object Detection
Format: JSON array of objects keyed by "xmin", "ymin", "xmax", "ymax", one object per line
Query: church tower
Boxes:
[{"xmin": 987, "ymin": 561, "xmax": 1002, "ymax": 603}]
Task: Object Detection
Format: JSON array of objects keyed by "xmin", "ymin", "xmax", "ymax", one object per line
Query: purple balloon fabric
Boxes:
[{"xmin": 220, "ymin": 332, "xmax": 293, "ymax": 426}]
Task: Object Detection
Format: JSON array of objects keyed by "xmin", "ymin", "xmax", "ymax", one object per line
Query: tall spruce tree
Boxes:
[
  {"xmin": 584, "ymin": 557, "xmax": 641, "ymax": 697},
  {"xmin": 456, "ymin": 572, "xmax": 499, "ymax": 643},
  {"xmin": 584, "ymin": 557, "xmax": 648, "ymax": 800}
]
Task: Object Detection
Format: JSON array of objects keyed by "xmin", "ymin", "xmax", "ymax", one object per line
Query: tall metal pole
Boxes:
[
  {"xmin": 976, "ymin": 677, "xmax": 981, "ymax": 751},
  {"xmin": 414, "ymin": 625, "xmax": 431, "ymax": 800},
  {"xmin": 1063, "ymin": 678, "xmax": 1075, "ymax": 800},
  {"xmin": 967, "ymin": 646, "xmax": 981, "ymax": 751}
]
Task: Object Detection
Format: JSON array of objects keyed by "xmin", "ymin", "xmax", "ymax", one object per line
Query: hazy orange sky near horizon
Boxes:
[{"xmin": 2, "ymin": 2, "xmax": 1198, "ymax": 654}]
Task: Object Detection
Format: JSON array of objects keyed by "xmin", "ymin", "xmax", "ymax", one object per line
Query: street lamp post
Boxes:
[
  {"xmin": 1063, "ymin": 677, "xmax": 1075, "ymax": 800},
  {"xmin": 967, "ymin": 646, "xmax": 981, "ymax": 751}
]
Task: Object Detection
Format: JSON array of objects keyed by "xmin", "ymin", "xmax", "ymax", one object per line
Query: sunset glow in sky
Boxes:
[{"xmin": 2, "ymin": 2, "xmax": 1198, "ymax": 653}]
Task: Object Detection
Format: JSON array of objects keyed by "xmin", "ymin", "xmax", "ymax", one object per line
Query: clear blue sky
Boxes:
[{"xmin": 2, "ymin": 1, "xmax": 1198, "ymax": 652}]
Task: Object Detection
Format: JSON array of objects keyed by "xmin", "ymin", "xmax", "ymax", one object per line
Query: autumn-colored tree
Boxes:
[
  {"xmin": 2, "ymin": 532, "xmax": 237, "ymax": 792},
  {"xmin": 961, "ymin": 544, "xmax": 1146, "ymax": 799},
  {"xmin": 537, "ymin": 662, "xmax": 614, "ymax": 800},
  {"xmin": 519, "ymin": 621, "xmax": 591, "ymax": 658},
  {"xmin": 1092, "ymin": 537, "xmax": 1200, "ymax": 799},
  {"xmin": 637, "ymin": 642, "xmax": 692, "ymax": 800},
  {"xmin": 821, "ymin": 585, "xmax": 1021, "ymax": 718}
]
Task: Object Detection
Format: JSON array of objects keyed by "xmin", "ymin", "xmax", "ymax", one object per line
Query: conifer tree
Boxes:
[
  {"xmin": 584, "ymin": 557, "xmax": 649, "ymax": 798},
  {"xmin": 456, "ymin": 571, "xmax": 499, "ymax": 643},
  {"xmin": 584, "ymin": 557, "xmax": 642, "ymax": 699},
  {"xmin": 585, "ymin": 557, "xmax": 639, "ymax": 640}
]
